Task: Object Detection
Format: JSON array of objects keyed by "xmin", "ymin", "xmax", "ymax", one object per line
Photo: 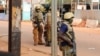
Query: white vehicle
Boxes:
[{"xmin": 0, "ymin": 0, "xmax": 6, "ymax": 12}]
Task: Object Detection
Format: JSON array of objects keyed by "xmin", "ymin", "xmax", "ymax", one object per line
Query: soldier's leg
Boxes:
[
  {"xmin": 46, "ymin": 27, "xmax": 51, "ymax": 46},
  {"xmin": 44, "ymin": 24, "xmax": 49, "ymax": 46},
  {"xmin": 44, "ymin": 24, "xmax": 47, "ymax": 44},
  {"xmin": 38, "ymin": 32, "xmax": 43, "ymax": 44},
  {"xmin": 33, "ymin": 27, "xmax": 38, "ymax": 46},
  {"xmin": 38, "ymin": 25, "xmax": 44, "ymax": 45},
  {"xmin": 70, "ymin": 30, "xmax": 77, "ymax": 56},
  {"xmin": 62, "ymin": 49, "xmax": 67, "ymax": 56},
  {"xmin": 62, "ymin": 46, "xmax": 68, "ymax": 56},
  {"xmin": 62, "ymin": 46, "xmax": 73, "ymax": 56},
  {"xmin": 72, "ymin": 41, "xmax": 77, "ymax": 56},
  {"xmin": 44, "ymin": 30, "xmax": 48, "ymax": 46}
]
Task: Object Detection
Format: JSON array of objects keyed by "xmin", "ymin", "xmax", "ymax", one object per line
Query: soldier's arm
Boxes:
[
  {"xmin": 58, "ymin": 31, "xmax": 73, "ymax": 47},
  {"xmin": 66, "ymin": 32, "xmax": 73, "ymax": 40},
  {"xmin": 31, "ymin": 12, "xmax": 37, "ymax": 22}
]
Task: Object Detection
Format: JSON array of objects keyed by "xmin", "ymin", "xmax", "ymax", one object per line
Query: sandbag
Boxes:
[
  {"xmin": 86, "ymin": 19, "xmax": 99, "ymax": 28},
  {"xmin": 72, "ymin": 18, "xmax": 82, "ymax": 26}
]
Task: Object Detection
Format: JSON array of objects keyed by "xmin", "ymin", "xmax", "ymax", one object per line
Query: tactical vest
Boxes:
[
  {"xmin": 58, "ymin": 21, "xmax": 73, "ymax": 46},
  {"xmin": 33, "ymin": 11, "xmax": 43, "ymax": 23}
]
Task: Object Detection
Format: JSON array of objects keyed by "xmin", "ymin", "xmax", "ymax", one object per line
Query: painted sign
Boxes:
[{"xmin": 22, "ymin": 0, "xmax": 31, "ymax": 20}]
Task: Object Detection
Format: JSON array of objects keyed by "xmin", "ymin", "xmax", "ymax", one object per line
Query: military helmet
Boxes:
[
  {"xmin": 64, "ymin": 12, "xmax": 74, "ymax": 20},
  {"xmin": 35, "ymin": 6, "xmax": 41, "ymax": 10}
]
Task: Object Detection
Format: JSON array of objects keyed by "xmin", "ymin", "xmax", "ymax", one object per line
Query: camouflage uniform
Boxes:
[
  {"xmin": 58, "ymin": 11, "xmax": 76, "ymax": 56},
  {"xmin": 31, "ymin": 6, "xmax": 44, "ymax": 46},
  {"xmin": 44, "ymin": 9, "xmax": 52, "ymax": 46}
]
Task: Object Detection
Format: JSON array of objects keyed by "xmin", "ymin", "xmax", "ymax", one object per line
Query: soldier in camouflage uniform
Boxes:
[
  {"xmin": 44, "ymin": 8, "xmax": 52, "ymax": 46},
  {"xmin": 57, "ymin": 9, "xmax": 76, "ymax": 56},
  {"xmin": 31, "ymin": 6, "xmax": 44, "ymax": 46}
]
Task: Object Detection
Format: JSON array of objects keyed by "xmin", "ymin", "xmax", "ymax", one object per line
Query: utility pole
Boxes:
[
  {"xmin": 51, "ymin": 0, "xmax": 57, "ymax": 56},
  {"xmin": 8, "ymin": 0, "xmax": 22, "ymax": 56}
]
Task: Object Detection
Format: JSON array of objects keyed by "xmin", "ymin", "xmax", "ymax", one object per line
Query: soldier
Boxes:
[
  {"xmin": 31, "ymin": 6, "xmax": 44, "ymax": 46},
  {"xmin": 44, "ymin": 8, "xmax": 52, "ymax": 46},
  {"xmin": 57, "ymin": 9, "xmax": 76, "ymax": 56}
]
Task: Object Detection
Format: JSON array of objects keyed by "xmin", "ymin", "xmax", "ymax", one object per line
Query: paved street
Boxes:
[
  {"xmin": 0, "ymin": 21, "xmax": 100, "ymax": 56},
  {"xmin": 0, "ymin": 13, "xmax": 8, "ymax": 21}
]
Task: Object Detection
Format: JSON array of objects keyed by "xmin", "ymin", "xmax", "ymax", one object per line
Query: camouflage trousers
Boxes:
[
  {"xmin": 61, "ymin": 46, "xmax": 74, "ymax": 56},
  {"xmin": 44, "ymin": 24, "xmax": 51, "ymax": 46},
  {"xmin": 32, "ymin": 22, "xmax": 44, "ymax": 45}
]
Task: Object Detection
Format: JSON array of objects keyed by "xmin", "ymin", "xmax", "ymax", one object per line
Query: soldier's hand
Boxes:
[{"xmin": 34, "ymin": 24, "xmax": 37, "ymax": 27}]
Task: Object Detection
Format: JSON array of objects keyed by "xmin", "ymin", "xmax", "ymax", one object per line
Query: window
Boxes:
[
  {"xmin": 86, "ymin": 3, "xmax": 91, "ymax": 10},
  {"xmin": 92, "ymin": 0, "xmax": 99, "ymax": 10},
  {"xmin": 93, "ymin": 2, "xmax": 99, "ymax": 10},
  {"xmin": 86, "ymin": 0, "xmax": 91, "ymax": 10},
  {"xmin": 99, "ymin": 0, "xmax": 100, "ymax": 9}
]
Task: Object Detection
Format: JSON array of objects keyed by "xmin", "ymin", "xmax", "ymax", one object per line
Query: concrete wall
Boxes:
[{"xmin": 74, "ymin": 10, "xmax": 100, "ymax": 24}]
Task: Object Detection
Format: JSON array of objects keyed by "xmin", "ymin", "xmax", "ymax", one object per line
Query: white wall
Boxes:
[{"xmin": 32, "ymin": 0, "xmax": 45, "ymax": 4}]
